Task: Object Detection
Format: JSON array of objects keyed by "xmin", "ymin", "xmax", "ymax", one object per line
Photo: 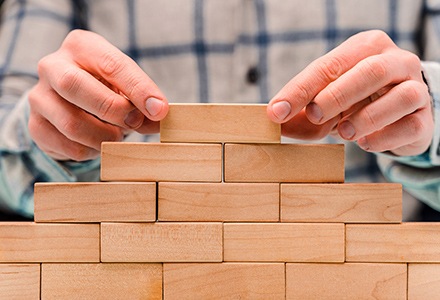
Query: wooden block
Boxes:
[
  {"xmin": 101, "ymin": 142, "xmax": 222, "ymax": 182},
  {"xmin": 281, "ymin": 183, "xmax": 402, "ymax": 223},
  {"xmin": 164, "ymin": 263, "xmax": 285, "ymax": 299},
  {"xmin": 160, "ymin": 103, "xmax": 281, "ymax": 143},
  {"xmin": 101, "ymin": 222, "xmax": 223, "ymax": 262},
  {"xmin": 34, "ymin": 182, "xmax": 156, "ymax": 222},
  {"xmin": 158, "ymin": 182, "xmax": 279, "ymax": 222},
  {"xmin": 0, "ymin": 264, "xmax": 40, "ymax": 300},
  {"xmin": 224, "ymin": 143, "xmax": 345, "ymax": 182},
  {"xmin": 286, "ymin": 263, "xmax": 407, "ymax": 300},
  {"xmin": 408, "ymin": 264, "xmax": 440, "ymax": 299},
  {"xmin": 0, "ymin": 222, "xmax": 99, "ymax": 262},
  {"xmin": 42, "ymin": 263, "xmax": 162, "ymax": 300},
  {"xmin": 346, "ymin": 223, "xmax": 440, "ymax": 262},
  {"xmin": 223, "ymin": 223, "xmax": 344, "ymax": 262}
]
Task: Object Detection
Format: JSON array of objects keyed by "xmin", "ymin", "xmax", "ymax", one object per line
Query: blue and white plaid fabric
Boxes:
[{"xmin": 1, "ymin": 0, "xmax": 440, "ymax": 217}]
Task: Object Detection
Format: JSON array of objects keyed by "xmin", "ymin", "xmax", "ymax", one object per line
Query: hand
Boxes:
[
  {"xmin": 28, "ymin": 30, "xmax": 168, "ymax": 161},
  {"xmin": 267, "ymin": 30, "xmax": 433, "ymax": 157}
]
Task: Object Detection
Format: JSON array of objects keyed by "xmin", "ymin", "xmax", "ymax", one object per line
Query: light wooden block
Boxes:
[
  {"xmin": 0, "ymin": 222, "xmax": 99, "ymax": 262},
  {"xmin": 224, "ymin": 143, "xmax": 345, "ymax": 182},
  {"xmin": 160, "ymin": 104, "xmax": 281, "ymax": 143},
  {"xmin": 42, "ymin": 263, "xmax": 162, "ymax": 300},
  {"xmin": 101, "ymin": 142, "xmax": 222, "ymax": 182},
  {"xmin": 281, "ymin": 183, "xmax": 402, "ymax": 223},
  {"xmin": 34, "ymin": 182, "xmax": 156, "ymax": 222},
  {"xmin": 101, "ymin": 222, "xmax": 223, "ymax": 262},
  {"xmin": 408, "ymin": 264, "xmax": 440, "ymax": 299},
  {"xmin": 158, "ymin": 182, "xmax": 279, "ymax": 222},
  {"xmin": 346, "ymin": 223, "xmax": 440, "ymax": 262},
  {"xmin": 0, "ymin": 264, "xmax": 40, "ymax": 300},
  {"xmin": 164, "ymin": 263, "xmax": 285, "ymax": 299},
  {"xmin": 223, "ymin": 223, "xmax": 345, "ymax": 262},
  {"xmin": 286, "ymin": 263, "xmax": 407, "ymax": 300}
]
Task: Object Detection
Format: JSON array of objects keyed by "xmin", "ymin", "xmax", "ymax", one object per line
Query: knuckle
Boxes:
[
  {"xmin": 367, "ymin": 30, "xmax": 393, "ymax": 46},
  {"xmin": 316, "ymin": 56, "xmax": 345, "ymax": 81},
  {"xmin": 98, "ymin": 51, "xmax": 123, "ymax": 78},
  {"xmin": 37, "ymin": 55, "xmax": 53, "ymax": 77},
  {"xmin": 67, "ymin": 144, "xmax": 92, "ymax": 162},
  {"xmin": 405, "ymin": 52, "xmax": 421, "ymax": 69},
  {"xmin": 125, "ymin": 77, "xmax": 144, "ymax": 99},
  {"xmin": 96, "ymin": 95, "xmax": 118, "ymax": 121},
  {"xmin": 55, "ymin": 68, "xmax": 82, "ymax": 94},
  {"xmin": 398, "ymin": 82, "xmax": 425, "ymax": 109},
  {"xmin": 360, "ymin": 106, "xmax": 378, "ymax": 130},
  {"xmin": 59, "ymin": 115, "xmax": 82, "ymax": 138},
  {"xmin": 64, "ymin": 29, "xmax": 87, "ymax": 47},
  {"xmin": 362, "ymin": 57, "xmax": 389, "ymax": 83},
  {"xmin": 407, "ymin": 114, "xmax": 426, "ymax": 137},
  {"xmin": 326, "ymin": 85, "xmax": 347, "ymax": 110}
]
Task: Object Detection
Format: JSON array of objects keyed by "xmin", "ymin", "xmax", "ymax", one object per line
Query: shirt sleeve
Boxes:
[
  {"xmin": 0, "ymin": 0, "xmax": 99, "ymax": 217},
  {"xmin": 375, "ymin": 1, "xmax": 440, "ymax": 211}
]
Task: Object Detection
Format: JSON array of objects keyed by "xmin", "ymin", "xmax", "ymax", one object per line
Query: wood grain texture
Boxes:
[
  {"xmin": 223, "ymin": 223, "xmax": 345, "ymax": 262},
  {"xmin": 408, "ymin": 264, "xmax": 440, "ymax": 300},
  {"xmin": 281, "ymin": 183, "xmax": 402, "ymax": 223},
  {"xmin": 163, "ymin": 263, "xmax": 285, "ymax": 299},
  {"xmin": 160, "ymin": 104, "xmax": 281, "ymax": 143},
  {"xmin": 34, "ymin": 182, "xmax": 156, "ymax": 222},
  {"xmin": 41, "ymin": 263, "xmax": 162, "ymax": 300},
  {"xmin": 101, "ymin": 222, "xmax": 223, "ymax": 262},
  {"xmin": 0, "ymin": 264, "xmax": 40, "ymax": 300},
  {"xmin": 158, "ymin": 182, "xmax": 279, "ymax": 222},
  {"xmin": 286, "ymin": 263, "xmax": 407, "ymax": 300},
  {"xmin": 101, "ymin": 142, "xmax": 222, "ymax": 182},
  {"xmin": 346, "ymin": 223, "xmax": 440, "ymax": 262},
  {"xmin": 0, "ymin": 222, "xmax": 99, "ymax": 262},
  {"xmin": 224, "ymin": 143, "xmax": 345, "ymax": 182}
]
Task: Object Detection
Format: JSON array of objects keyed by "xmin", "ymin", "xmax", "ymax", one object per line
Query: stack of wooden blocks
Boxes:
[{"xmin": 1, "ymin": 104, "xmax": 439, "ymax": 299}]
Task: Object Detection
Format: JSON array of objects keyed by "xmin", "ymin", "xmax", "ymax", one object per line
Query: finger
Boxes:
[
  {"xmin": 31, "ymin": 88, "xmax": 124, "ymax": 150},
  {"xmin": 42, "ymin": 59, "xmax": 145, "ymax": 129},
  {"xmin": 29, "ymin": 112, "xmax": 100, "ymax": 161},
  {"xmin": 136, "ymin": 118, "xmax": 160, "ymax": 135},
  {"xmin": 357, "ymin": 109, "xmax": 433, "ymax": 156},
  {"xmin": 308, "ymin": 51, "xmax": 421, "ymax": 124},
  {"xmin": 267, "ymin": 30, "xmax": 395, "ymax": 123},
  {"xmin": 63, "ymin": 30, "xmax": 169, "ymax": 121},
  {"xmin": 281, "ymin": 109, "xmax": 341, "ymax": 140},
  {"xmin": 338, "ymin": 80, "xmax": 429, "ymax": 141}
]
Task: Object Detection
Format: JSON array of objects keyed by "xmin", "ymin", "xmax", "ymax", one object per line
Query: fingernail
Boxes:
[
  {"xmin": 145, "ymin": 97, "xmax": 163, "ymax": 117},
  {"xmin": 272, "ymin": 101, "xmax": 291, "ymax": 121},
  {"xmin": 339, "ymin": 121, "xmax": 356, "ymax": 139},
  {"xmin": 358, "ymin": 137, "xmax": 369, "ymax": 150},
  {"xmin": 306, "ymin": 102, "xmax": 323, "ymax": 123},
  {"xmin": 124, "ymin": 109, "xmax": 144, "ymax": 128}
]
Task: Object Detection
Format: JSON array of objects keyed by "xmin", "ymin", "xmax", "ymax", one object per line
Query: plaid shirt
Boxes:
[{"xmin": 1, "ymin": 0, "xmax": 440, "ymax": 217}]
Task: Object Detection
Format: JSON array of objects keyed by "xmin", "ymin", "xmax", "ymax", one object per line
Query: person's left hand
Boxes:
[{"xmin": 267, "ymin": 30, "xmax": 433, "ymax": 157}]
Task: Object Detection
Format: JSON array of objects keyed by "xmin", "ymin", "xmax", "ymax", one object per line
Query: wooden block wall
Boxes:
[
  {"xmin": 42, "ymin": 263, "xmax": 162, "ymax": 300},
  {"xmin": 160, "ymin": 104, "xmax": 281, "ymax": 143},
  {"xmin": 34, "ymin": 182, "xmax": 156, "ymax": 222},
  {"xmin": 6, "ymin": 104, "xmax": 438, "ymax": 298},
  {"xmin": 281, "ymin": 183, "xmax": 402, "ymax": 223},
  {"xmin": 101, "ymin": 142, "xmax": 222, "ymax": 182},
  {"xmin": 0, "ymin": 264, "xmax": 40, "ymax": 300},
  {"xmin": 224, "ymin": 143, "xmax": 345, "ymax": 182},
  {"xmin": 158, "ymin": 182, "xmax": 279, "ymax": 222}
]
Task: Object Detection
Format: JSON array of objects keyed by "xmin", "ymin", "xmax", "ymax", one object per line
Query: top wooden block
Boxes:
[{"xmin": 160, "ymin": 104, "xmax": 281, "ymax": 143}]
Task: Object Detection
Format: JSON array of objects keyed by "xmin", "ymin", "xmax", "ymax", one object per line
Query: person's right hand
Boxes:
[{"xmin": 28, "ymin": 30, "xmax": 168, "ymax": 161}]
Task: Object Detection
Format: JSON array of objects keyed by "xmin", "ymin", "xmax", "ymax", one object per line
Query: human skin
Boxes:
[
  {"xmin": 267, "ymin": 30, "xmax": 433, "ymax": 157},
  {"xmin": 28, "ymin": 30, "xmax": 169, "ymax": 161},
  {"xmin": 29, "ymin": 29, "xmax": 432, "ymax": 161}
]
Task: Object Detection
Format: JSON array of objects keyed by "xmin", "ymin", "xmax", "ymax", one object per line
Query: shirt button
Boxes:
[{"xmin": 246, "ymin": 67, "xmax": 259, "ymax": 84}]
